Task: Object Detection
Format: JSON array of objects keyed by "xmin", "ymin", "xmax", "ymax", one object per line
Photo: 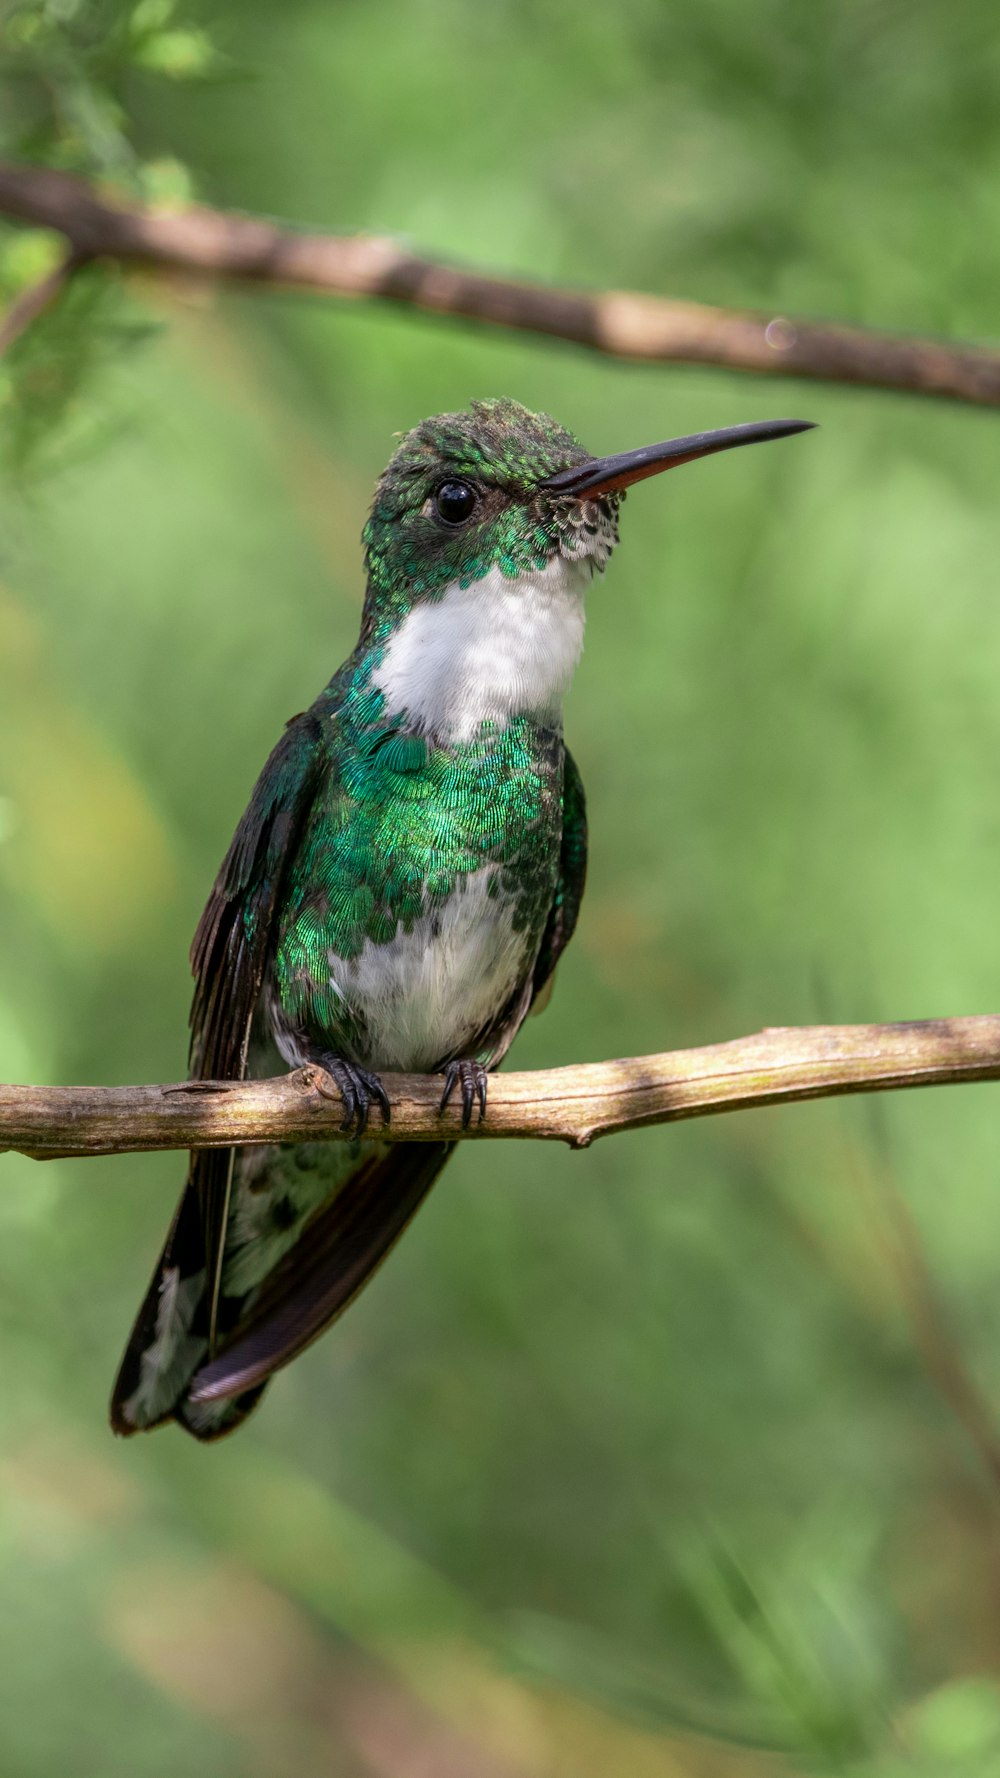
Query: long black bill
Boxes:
[{"xmin": 541, "ymin": 417, "xmax": 815, "ymax": 498}]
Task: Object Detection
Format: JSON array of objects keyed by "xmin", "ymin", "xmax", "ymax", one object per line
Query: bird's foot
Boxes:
[
  {"xmin": 439, "ymin": 1059, "xmax": 488, "ymax": 1129},
  {"xmin": 313, "ymin": 1055, "xmax": 390, "ymax": 1138}
]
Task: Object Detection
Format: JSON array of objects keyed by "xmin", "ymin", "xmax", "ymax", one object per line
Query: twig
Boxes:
[
  {"xmin": 1, "ymin": 162, "xmax": 1000, "ymax": 404},
  {"xmin": 879, "ymin": 1173, "xmax": 1000, "ymax": 1489},
  {"xmin": 0, "ymin": 246, "xmax": 82, "ymax": 355},
  {"xmin": 3, "ymin": 1016, "xmax": 1000, "ymax": 1160}
]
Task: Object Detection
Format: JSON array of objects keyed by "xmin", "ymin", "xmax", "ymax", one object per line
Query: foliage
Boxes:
[
  {"xmin": 3, "ymin": 1, "xmax": 1000, "ymax": 1774},
  {"xmin": 0, "ymin": 0, "xmax": 220, "ymax": 469}
]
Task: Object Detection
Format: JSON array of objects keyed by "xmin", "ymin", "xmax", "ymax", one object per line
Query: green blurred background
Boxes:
[{"xmin": 4, "ymin": 1, "xmax": 1000, "ymax": 1772}]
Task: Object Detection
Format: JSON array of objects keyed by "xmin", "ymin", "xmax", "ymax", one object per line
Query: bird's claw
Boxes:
[
  {"xmin": 314, "ymin": 1056, "xmax": 390, "ymax": 1137},
  {"xmin": 439, "ymin": 1059, "xmax": 488, "ymax": 1129}
]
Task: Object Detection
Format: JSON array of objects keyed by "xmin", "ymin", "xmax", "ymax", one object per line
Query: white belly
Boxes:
[{"xmin": 332, "ymin": 867, "xmax": 532, "ymax": 1071}]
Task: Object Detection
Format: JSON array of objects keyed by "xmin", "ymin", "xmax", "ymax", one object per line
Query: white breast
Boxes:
[
  {"xmin": 331, "ymin": 867, "xmax": 531, "ymax": 1071},
  {"xmin": 371, "ymin": 555, "xmax": 589, "ymax": 742}
]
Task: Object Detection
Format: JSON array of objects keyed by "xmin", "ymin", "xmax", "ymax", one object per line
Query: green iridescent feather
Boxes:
[{"xmin": 269, "ymin": 672, "xmax": 564, "ymax": 1054}]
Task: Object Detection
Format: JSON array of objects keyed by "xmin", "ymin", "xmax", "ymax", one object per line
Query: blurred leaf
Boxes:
[
  {"xmin": 136, "ymin": 153, "xmax": 195, "ymax": 205},
  {"xmin": 130, "ymin": 25, "xmax": 215, "ymax": 77},
  {"xmin": 679, "ymin": 1540, "xmax": 892, "ymax": 1763},
  {"xmin": 0, "ymin": 227, "xmax": 64, "ymax": 292},
  {"xmin": 129, "ymin": 0, "xmax": 177, "ymax": 33},
  {"xmin": 0, "ymin": 260, "xmax": 160, "ymax": 475},
  {"xmin": 907, "ymin": 1680, "xmax": 1000, "ymax": 1764},
  {"xmin": 506, "ymin": 1608, "xmax": 781, "ymax": 1750}
]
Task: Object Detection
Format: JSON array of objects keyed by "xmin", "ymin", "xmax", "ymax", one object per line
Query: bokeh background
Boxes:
[{"xmin": 4, "ymin": 2, "xmax": 1000, "ymax": 1773}]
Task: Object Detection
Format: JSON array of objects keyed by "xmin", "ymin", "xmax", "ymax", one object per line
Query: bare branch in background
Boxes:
[
  {"xmin": 0, "ymin": 246, "xmax": 82, "ymax": 355},
  {"xmin": 3, "ymin": 1016, "xmax": 1000, "ymax": 1160},
  {"xmin": 1, "ymin": 161, "xmax": 1000, "ymax": 404}
]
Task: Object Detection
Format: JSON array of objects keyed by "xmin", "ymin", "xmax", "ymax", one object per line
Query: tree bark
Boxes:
[
  {"xmin": 2, "ymin": 162, "xmax": 1000, "ymax": 404},
  {"xmin": 3, "ymin": 1017, "xmax": 999, "ymax": 1160}
]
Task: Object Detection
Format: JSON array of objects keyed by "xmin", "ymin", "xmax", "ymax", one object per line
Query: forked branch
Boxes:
[
  {"xmin": 3, "ymin": 1017, "xmax": 1000, "ymax": 1160},
  {"xmin": 2, "ymin": 161, "xmax": 1000, "ymax": 403}
]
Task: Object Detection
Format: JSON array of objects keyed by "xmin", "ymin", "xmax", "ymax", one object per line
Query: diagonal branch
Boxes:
[
  {"xmin": 1, "ymin": 161, "xmax": 1000, "ymax": 405},
  {"xmin": 0, "ymin": 245, "xmax": 82, "ymax": 354},
  {"xmin": 3, "ymin": 1016, "xmax": 1000, "ymax": 1160}
]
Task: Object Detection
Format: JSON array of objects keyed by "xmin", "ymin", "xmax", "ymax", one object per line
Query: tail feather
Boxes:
[
  {"xmin": 110, "ymin": 1179, "xmax": 208, "ymax": 1436},
  {"xmin": 110, "ymin": 1138, "xmax": 453, "ymax": 1440},
  {"xmin": 175, "ymin": 1382, "xmax": 268, "ymax": 1443},
  {"xmin": 189, "ymin": 1141, "xmax": 452, "ymax": 1407}
]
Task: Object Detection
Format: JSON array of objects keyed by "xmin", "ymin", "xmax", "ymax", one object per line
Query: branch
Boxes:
[
  {"xmin": 1, "ymin": 161, "xmax": 1000, "ymax": 405},
  {"xmin": 0, "ymin": 246, "xmax": 81, "ymax": 354},
  {"xmin": 4, "ymin": 1017, "xmax": 1000, "ymax": 1160}
]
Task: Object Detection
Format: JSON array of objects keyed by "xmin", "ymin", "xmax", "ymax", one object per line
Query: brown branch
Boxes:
[
  {"xmin": 3, "ymin": 1017, "xmax": 1000, "ymax": 1160},
  {"xmin": 0, "ymin": 246, "xmax": 82, "ymax": 354},
  {"xmin": 1, "ymin": 161, "xmax": 999, "ymax": 404}
]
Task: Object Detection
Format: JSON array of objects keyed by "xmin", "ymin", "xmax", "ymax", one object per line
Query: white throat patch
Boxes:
[{"xmin": 371, "ymin": 554, "xmax": 590, "ymax": 742}]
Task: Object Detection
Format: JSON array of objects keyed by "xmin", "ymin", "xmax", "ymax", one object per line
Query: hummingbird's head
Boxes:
[
  {"xmin": 361, "ymin": 398, "xmax": 614, "ymax": 633},
  {"xmin": 358, "ymin": 398, "xmax": 813, "ymax": 741}
]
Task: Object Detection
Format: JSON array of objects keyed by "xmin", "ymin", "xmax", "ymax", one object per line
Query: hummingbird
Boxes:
[{"xmin": 110, "ymin": 398, "xmax": 813, "ymax": 1440}]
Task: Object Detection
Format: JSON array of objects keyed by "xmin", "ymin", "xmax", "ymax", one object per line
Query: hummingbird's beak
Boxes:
[{"xmin": 541, "ymin": 417, "xmax": 816, "ymax": 499}]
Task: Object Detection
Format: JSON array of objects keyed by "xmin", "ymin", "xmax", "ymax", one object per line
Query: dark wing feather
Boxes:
[
  {"xmin": 187, "ymin": 710, "xmax": 326, "ymax": 1341},
  {"xmin": 111, "ymin": 708, "xmax": 325, "ymax": 1439},
  {"xmin": 189, "ymin": 709, "xmax": 325, "ymax": 1079},
  {"xmin": 531, "ymin": 742, "xmax": 587, "ymax": 1006},
  {"xmin": 186, "ymin": 1141, "xmax": 454, "ymax": 1406}
]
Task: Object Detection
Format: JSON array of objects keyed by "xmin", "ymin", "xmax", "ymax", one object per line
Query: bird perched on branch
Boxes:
[{"xmin": 111, "ymin": 397, "xmax": 813, "ymax": 1440}]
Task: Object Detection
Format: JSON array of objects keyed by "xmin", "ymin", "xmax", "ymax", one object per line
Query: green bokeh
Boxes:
[{"xmin": 3, "ymin": 2, "xmax": 1000, "ymax": 1773}]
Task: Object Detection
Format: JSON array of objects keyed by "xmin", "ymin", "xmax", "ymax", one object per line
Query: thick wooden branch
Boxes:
[
  {"xmin": 3, "ymin": 1018, "xmax": 1000, "ymax": 1160},
  {"xmin": 1, "ymin": 161, "xmax": 1000, "ymax": 405}
]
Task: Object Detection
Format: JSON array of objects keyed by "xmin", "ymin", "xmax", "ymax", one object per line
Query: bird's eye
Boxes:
[{"xmin": 434, "ymin": 480, "xmax": 477, "ymax": 525}]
